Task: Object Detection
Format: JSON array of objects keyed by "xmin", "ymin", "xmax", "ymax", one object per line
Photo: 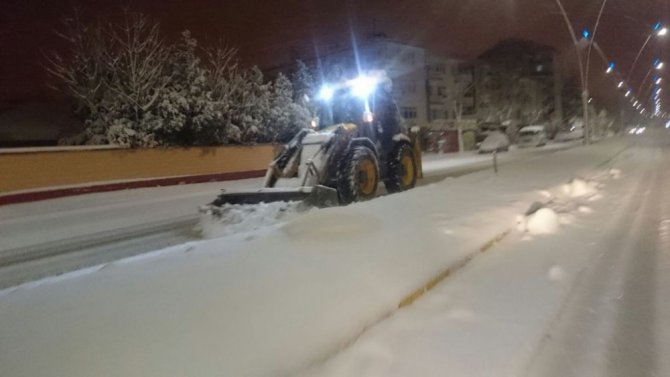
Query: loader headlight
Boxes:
[
  {"xmin": 351, "ymin": 75, "xmax": 376, "ymax": 99},
  {"xmin": 318, "ymin": 85, "xmax": 334, "ymax": 101},
  {"xmin": 362, "ymin": 111, "xmax": 374, "ymax": 123}
]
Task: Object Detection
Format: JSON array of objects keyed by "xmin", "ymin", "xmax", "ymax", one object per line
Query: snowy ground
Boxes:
[
  {"xmin": 301, "ymin": 132, "xmax": 670, "ymax": 377},
  {"xmin": 3, "ymin": 135, "xmax": 661, "ymax": 377},
  {"xmin": 0, "ymin": 141, "xmax": 577, "ymax": 287},
  {"xmin": 0, "ymin": 141, "xmax": 578, "ymax": 251}
]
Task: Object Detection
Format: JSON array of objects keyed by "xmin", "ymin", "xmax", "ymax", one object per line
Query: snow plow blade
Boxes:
[{"xmin": 208, "ymin": 185, "xmax": 340, "ymax": 208}]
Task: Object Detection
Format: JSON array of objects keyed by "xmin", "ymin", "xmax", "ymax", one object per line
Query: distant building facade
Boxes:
[{"xmin": 267, "ymin": 36, "xmax": 560, "ymax": 134}]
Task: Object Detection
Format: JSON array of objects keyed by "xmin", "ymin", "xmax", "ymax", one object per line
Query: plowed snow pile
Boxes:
[{"xmin": 197, "ymin": 201, "xmax": 309, "ymax": 238}]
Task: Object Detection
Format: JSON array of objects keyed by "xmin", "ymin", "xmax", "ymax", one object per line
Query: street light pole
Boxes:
[
  {"xmin": 554, "ymin": 0, "xmax": 588, "ymax": 143},
  {"xmin": 554, "ymin": 0, "xmax": 608, "ymax": 145},
  {"xmin": 583, "ymin": 0, "xmax": 609, "ymax": 144}
]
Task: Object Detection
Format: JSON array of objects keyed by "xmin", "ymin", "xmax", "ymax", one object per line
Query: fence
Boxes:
[{"xmin": 0, "ymin": 145, "xmax": 278, "ymax": 195}]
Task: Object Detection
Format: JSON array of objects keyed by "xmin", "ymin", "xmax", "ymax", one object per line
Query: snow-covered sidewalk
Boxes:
[{"xmin": 0, "ymin": 138, "xmax": 625, "ymax": 377}]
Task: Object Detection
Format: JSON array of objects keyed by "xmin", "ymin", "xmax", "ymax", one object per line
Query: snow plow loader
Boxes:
[{"xmin": 203, "ymin": 71, "xmax": 422, "ymax": 215}]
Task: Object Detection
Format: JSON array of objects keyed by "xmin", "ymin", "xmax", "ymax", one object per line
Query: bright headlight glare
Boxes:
[
  {"xmin": 318, "ymin": 85, "xmax": 334, "ymax": 101},
  {"xmin": 362, "ymin": 111, "xmax": 374, "ymax": 123},
  {"xmin": 351, "ymin": 76, "xmax": 377, "ymax": 99}
]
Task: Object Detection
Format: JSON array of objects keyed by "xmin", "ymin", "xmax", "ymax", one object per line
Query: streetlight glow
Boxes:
[
  {"xmin": 618, "ymin": 81, "xmax": 624, "ymax": 88},
  {"xmin": 625, "ymin": 90, "xmax": 631, "ymax": 97},
  {"xmin": 654, "ymin": 58, "xmax": 664, "ymax": 70},
  {"xmin": 657, "ymin": 77, "xmax": 663, "ymax": 85},
  {"xmin": 581, "ymin": 28, "xmax": 591, "ymax": 39},
  {"xmin": 659, "ymin": 27, "xmax": 668, "ymax": 36}
]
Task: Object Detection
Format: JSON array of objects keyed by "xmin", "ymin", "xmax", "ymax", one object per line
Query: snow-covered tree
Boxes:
[
  {"xmin": 50, "ymin": 10, "xmax": 312, "ymax": 147},
  {"xmin": 50, "ymin": 11, "xmax": 173, "ymax": 147},
  {"xmin": 290, "ymin": 60, "xmax": 317, "ymax": 113},
  {"xmin": 103, "ymin": 13, "xmax": 173, "ymax": 147},
  {"xmin": 222, "ymin": 66, "xmax": 272, "ymax": 143},
  {"xmin": 268, "ymin": 73, "xmax": 310, "ymax": 142},
  {"xmin": 47, "ymin": 10, "xmax": 112, "ymax": 144},
  {"xmin": 267, "ymin": 73, "xmax": 294, "ymax": 141},
  {"xmin": 202, "ymin": 42, "xmax": 241, "ymax": 143},
  {"xmin": 447, "ymin": 81, "xmax": 474, "ymax": 152},
  {"xmin": 155, "ymin": 30, "xmax": 215, "ymax": 145}
]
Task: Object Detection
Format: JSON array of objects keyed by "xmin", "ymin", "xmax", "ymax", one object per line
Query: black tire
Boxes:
[
  {"xmin": 337, "ymin": 145, "xmax": 379, "ymax": 204},
  {"xmin": 384, "ymin": 143, "xmax": 417, "ymax": 193}
]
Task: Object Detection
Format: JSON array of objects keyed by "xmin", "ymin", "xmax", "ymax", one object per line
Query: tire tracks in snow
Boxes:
[{"xmin": 523, "ymin": 143, "xmax": 663, "ymax": 377}]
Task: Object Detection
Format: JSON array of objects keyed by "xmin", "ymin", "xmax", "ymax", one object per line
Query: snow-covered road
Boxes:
[
  {"xmin": 0, "ymin": 142, "xmax": 577, "ymax": 287},
  {"xmin": 1, "ymin": 135, "xmax": 649, "ymax": 377},
  {"xmin": 302, "ymin": 132, "xmax": 670, "ymax": 377}
]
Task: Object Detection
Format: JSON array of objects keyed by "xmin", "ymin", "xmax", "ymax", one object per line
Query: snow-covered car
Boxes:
[
  {"xmin": 478, "ymin": 131, "xmax": 510, "ymax": 153},
  {"xmin": 555, "ymin": 127, "xmax": 584, "ymax": 142},
  {"xmin": 517, "ymin": 125, "xmax": 547, "ymax": 148}
]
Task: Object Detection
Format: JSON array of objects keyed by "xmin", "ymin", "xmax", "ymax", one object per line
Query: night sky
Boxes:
[{"xmin": 2, "ymin": 0, "xmax": 668, "ymax": 111}]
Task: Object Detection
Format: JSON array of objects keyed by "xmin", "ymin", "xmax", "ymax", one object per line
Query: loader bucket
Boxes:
[{"xmin": 208, "ymin": 185, "xmax": 340, "ymax": 208}]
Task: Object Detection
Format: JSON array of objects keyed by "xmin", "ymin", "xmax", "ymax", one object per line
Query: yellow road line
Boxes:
[{"xmin": 398, "ymin": 229, "xmax": 512, "ymax": 308}]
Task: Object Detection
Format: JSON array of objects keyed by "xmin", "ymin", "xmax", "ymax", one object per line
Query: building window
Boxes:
[{"xmin": 401, "ymin": 107, "xmax": 418, "ymax": 120}]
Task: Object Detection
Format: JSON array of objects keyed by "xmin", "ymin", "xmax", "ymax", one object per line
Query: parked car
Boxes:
[
  {"xmin": 478, "ymin": 131, "xmax": 510, "ymax": 153},
  {"xmin": 475, "ymin": 122, "xmax": 505, "ymax": 144},
  {"xmin": 517, "ymin": 125, "xmax": 547, "ymax": 148},
  {"xmin": 555, "ymin": 126, "xmax": 584, "ymax": 142}
]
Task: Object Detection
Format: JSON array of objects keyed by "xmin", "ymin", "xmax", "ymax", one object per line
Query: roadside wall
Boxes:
[{"xmin": 0, "ymin": 145, "xmax": 278, "ymax": 194}]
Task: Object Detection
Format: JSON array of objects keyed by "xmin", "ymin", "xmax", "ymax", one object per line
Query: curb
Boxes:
[
  {"xmin": 398, "ymin": 228, "xmax": 512, "ymax": 308},
  {"xmin": 0, "ymin": 170, "xmax": 267, "ymax": 206}
]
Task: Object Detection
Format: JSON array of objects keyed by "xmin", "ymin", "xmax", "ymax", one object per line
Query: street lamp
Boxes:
[
  {"xmin": 638, "ymin": 61, "xmax": 664, "ymax": 94},
  {"xmin": 626, "ymin": 22, "xmax": 667, "ymax": 83}
]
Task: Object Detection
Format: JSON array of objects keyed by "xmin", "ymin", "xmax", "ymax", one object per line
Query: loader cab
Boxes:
[
  {"xmin": 315, "ymin": 72, "xmax": 396, "ymax": 142},
  {"xmin": 316, "ymin": 88, "xmax": 369, "ymax": 128}
]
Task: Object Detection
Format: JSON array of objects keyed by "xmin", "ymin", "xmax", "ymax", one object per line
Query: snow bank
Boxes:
[
  {"xmin": 562, "ymin": 178, "xmax": 598, "ymax": 198},
  {"xmin": 524, "ymin": 207, "xmax": 560, "ymax": 235},
  {"xmin": 197, "ymin": 201, "xmax": 309, "ymax": 238},
  {"xmin": 0, "ymin": 138, "xmax": 629, "ymax": 377}
]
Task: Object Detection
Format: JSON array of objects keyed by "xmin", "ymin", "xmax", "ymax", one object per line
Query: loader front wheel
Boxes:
[
  {"xmin": 337, "ymin": 146, "xmax": 379, "ymax": 204},
  {"xmin": 384, "ymin": 143, "xmax": 417, "ymax": 193}
]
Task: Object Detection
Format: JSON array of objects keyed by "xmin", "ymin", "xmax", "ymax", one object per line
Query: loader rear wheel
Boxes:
[
  {"xmin": 337, "ymin": 146, "xmax": 379, "ymax": 204},
  {"xmin": 384, "ymin": 143, "xmax": 417, "ymax": 193}
]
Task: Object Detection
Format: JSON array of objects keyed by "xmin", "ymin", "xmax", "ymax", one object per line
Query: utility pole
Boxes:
[{"xmin": 555, "ymin": 0, "xmax": 608, "ymax": 145}]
